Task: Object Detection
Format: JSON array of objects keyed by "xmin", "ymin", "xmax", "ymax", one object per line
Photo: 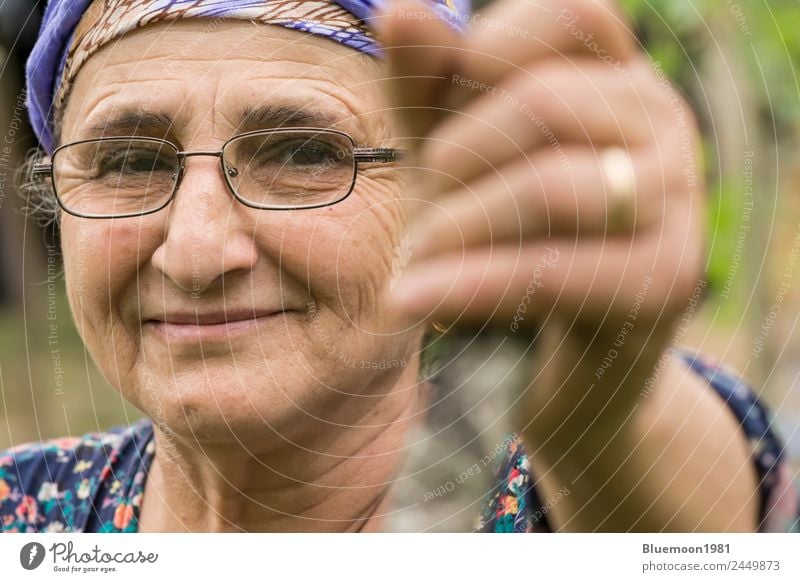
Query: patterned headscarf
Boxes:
[{"xmin": 26, "ymin": 0, "xmax": 471, "ymax": 154}]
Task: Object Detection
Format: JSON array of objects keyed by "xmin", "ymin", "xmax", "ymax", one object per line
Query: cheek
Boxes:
[
  {"xmin": 61, "ymin": 216, "xmax": 156, "ymax": 332},
  {"xmin": 275, "ymin": 178, "xmax": 404, "ymax": 310}
]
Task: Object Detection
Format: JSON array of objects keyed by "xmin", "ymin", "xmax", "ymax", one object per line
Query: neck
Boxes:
[{"xmin": 138, "ymin": 362, "xmax": 425, "ymax": 533}]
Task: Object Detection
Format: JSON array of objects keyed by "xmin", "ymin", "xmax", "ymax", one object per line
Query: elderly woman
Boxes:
[{"xmin": 1, "ymin": 0, "xmax": 797, "ymax": 533}]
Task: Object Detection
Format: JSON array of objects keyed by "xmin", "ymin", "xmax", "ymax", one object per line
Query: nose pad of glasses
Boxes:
[
  {"xmin": 226, "ymin": 165, "xmax": 239, "ymax": 178},
  {"xmin": 171, "ymin": 162, "xmax": 185, "ymax": 182}
]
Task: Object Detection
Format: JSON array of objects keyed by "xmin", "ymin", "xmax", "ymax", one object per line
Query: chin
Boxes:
[
  {"xmin": 128, "ymin": 360, "xmax": 299, "ymax": 444},
  {"xmin": 123, "ymin": 326, "xmax": 417, "ymax": 445}
]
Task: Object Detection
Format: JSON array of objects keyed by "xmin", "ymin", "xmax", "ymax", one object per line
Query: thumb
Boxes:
[{"xmin": 372, "ymin": 0, "xmax": 468, "ymax": 141}]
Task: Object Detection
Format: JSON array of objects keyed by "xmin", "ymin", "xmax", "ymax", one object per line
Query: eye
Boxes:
[
  {"xmin": 92, "ymin": 144, "xmax": 175, "ymax": 178},
  {"xmin": 280, "ymin": 141, "xmax": 336, "ymax": 166},
  {"xmin": 248, "ymin": 138, "xmax": 343, "ymax": 168}
]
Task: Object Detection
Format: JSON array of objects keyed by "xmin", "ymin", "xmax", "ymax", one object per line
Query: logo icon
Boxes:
[{"xmin": 20, "ymin": 542, "xmax": 46, "ymax": 570}]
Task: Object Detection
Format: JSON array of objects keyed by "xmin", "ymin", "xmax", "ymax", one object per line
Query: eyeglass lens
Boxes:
[{"xmin": 52, "ymin": 130, "xmax": 357, "ymax": 217}]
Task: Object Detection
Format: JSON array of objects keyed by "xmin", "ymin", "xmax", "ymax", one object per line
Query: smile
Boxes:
[{"xmin": 143, "ymin": 310, "xmax": 285, "ymax": 342}]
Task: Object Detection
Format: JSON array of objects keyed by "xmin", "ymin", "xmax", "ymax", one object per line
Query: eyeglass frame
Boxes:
[{"xmin": 32, "ymin": 127, "xmax": 407, "ymax": 219}]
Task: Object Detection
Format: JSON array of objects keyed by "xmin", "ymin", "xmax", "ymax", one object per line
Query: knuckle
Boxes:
[{"xmin": 515, "ymin": 59, "xmax": 573, "ymax": 120}]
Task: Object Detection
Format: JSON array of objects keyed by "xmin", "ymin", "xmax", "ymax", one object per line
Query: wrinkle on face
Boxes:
[
  {"xmin": 62, "ymin": 25, "xmax": 389, "ymax": 146},
  {"xmin": 58, "ymin": 20, "xmax": 421, "ymax": 444}
]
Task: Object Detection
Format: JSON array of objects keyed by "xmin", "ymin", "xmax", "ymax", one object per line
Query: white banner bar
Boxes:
[{"xmin": 2, "ymin": 533, "xmax": 798, "ymax": 581}]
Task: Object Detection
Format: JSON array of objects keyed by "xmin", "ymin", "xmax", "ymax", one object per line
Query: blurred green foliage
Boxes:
[
  {"xmin": 621, "ymin": 0, "xmax": 800, "ymax": 123},
  {"xmin": 620, "ymin": 0, "xmax": 800, "ymax": 308}
]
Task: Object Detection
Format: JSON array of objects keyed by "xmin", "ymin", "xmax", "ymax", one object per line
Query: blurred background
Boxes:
[{"xmin": 0, "ymin": 0, "xmax": 798, "ymax": 531}]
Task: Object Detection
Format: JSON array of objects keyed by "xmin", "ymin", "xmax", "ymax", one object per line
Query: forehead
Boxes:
[{"xmin": 59, "ymin": 19, "xmax": 392, "ymax": 144}]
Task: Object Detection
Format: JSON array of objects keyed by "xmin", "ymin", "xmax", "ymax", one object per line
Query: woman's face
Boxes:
[{"xmin": 58, "ymin": 20, "xmax": 423, "ymax": 444}]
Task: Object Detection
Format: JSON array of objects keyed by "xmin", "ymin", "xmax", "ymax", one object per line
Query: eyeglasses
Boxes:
[{"xmin": 32, "ymin": 128, "xmax": 406, "ymax": 219}]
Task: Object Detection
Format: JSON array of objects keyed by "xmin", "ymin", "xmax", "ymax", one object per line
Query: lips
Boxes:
[
  {"xmin": 143, "ymin": 308, "xmax": 286, "ymax": 341},
  {"xmin": 149, "ymin": 309, "xmax": 280, "ymax": 325}
]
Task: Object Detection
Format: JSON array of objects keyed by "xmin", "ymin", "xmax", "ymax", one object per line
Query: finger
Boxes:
[
  {"xmin": 389, "ymin": 192, "xmax": 703, "ymax": 327},
  {"xmin": 419, "ymin": 57, "xmax": 665, "ymax": 197},
  {"xmin": 463, "ymin": 0, "xmax": 636, "ymax": 87},
  {"xmin": 407, "ymin": 144, "xmax": 680, "ymax": 261},
  {"xmin": 374, "ymin": 0, "xmax": 636, "ymax": 128},
  {"xmin": 372, "ymin": 0, "xmax": 467, "ymax": 140}
]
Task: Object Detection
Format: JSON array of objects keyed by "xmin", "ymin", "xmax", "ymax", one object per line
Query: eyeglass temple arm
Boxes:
[
  {"xmin": 32, "ymin": 149, "xmax": 405, "ymax": 174},
  {"xmin": 353, "ymin": 148, "xmax": 406, "ymax": 163}
]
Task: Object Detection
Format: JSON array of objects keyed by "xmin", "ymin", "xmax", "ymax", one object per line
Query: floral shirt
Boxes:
[
  {"xmin": 1, "ymin": 350, "xmax": 798, "ymax": 533},
  {"xmin": 0, "ymin": 420, "xmax": 155, "ymax": 532}
]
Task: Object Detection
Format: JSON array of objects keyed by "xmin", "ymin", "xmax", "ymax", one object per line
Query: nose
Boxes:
[{"xmin": 151, "ymin": 156, "xmax": 258, "ymax": 295}]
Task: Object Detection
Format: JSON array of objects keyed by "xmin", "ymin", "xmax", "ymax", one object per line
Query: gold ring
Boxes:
[{"xmin": 599, "ymin": 147, "xmax": 636, "ymax": 230}]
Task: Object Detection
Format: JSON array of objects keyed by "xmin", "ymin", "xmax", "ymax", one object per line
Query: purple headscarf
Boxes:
[{"xmin": 26, "ymin": 0, "xmax": 471, "ymax": 154}]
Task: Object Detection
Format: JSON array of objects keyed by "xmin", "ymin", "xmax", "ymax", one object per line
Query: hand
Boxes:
[
  {"xmin": 377, "ymin": 0, "xmax": 702, "ymax": 325},
  {"xmin": 377, "ymin": 0, "xmax": 704, "ymax": 433}
]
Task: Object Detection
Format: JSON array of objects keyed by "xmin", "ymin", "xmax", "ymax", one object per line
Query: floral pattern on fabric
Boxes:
[
  {"xmin": 0, "ymin": 418, "xmax": 155, "ymax": 533},
  {"xmin": 475, "ymin": 349, "xmax": 800, "ymax": 533}
]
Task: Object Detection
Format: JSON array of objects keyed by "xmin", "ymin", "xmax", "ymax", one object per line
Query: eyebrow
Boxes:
[
  {"xmin": 89, "ymin": 112, "xmax": 175, "ymax": 136},
  {"xmin": 85, "ymin": 105, "xmax": 343, "ymax": 139},
  {"xmin": 237, "ymin": 105, "xmax": 340, "ymax": 132}
]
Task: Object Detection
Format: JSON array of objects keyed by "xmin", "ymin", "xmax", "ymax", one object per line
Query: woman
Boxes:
[{"xmin": 1, "ymin": 0, "xmax": 797, "ymax": 533}]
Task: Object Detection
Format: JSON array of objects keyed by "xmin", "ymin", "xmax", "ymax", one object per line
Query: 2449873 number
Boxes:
[{"xmin": 730, "ymin": 560, "xmax": 780, "ymax": 571}]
